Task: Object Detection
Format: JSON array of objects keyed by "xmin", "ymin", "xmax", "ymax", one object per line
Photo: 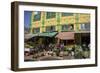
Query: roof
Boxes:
[{"xmin": 55, "ymin": 32, "xmax": 74, "ymax": 40}]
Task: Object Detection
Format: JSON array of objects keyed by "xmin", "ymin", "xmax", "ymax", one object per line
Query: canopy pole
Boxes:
[{"xmin": 57, "ymin": 38, "xmax": 60, "ymax": 44}]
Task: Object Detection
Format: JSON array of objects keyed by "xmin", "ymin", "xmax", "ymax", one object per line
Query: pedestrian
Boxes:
[{"xmin": 60, "ymin": 43, "xmax": 64, "ymax": 51}]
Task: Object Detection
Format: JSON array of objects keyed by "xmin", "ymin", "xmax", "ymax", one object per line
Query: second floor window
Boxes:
[
  {"xmin": 62, "ymin": 13, "xmax": 73, "ymax": 17},
  {"xmin": 80, "ymin": 23, "xmax": 90, "ymax": 31},
  {"xmin": 46, "ymin": 26, "xmax": 55, "ymax": 32},
  {"xmin": 62, "ymin": 24, "xmax": 74, "ymax": 31},
  {"xmin": 33, "ymin": 11, "xmax": 41, "ymax": 21},
  {"xmin": 33, "ymin": 28, "xmax": 40, "ymax": 33},
  {"xmin": 46, "ymin": 12, "xmax": 56, "ymax": 19}
]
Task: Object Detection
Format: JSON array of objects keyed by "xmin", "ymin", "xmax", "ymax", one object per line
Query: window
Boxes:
[
  {"xmin": 46, "ymin": 26, "xmax": 55, "ymax": 32},
  {"xmin": 62, "ymin": 13, "xmax": 73, "ymax": 16},
  {"xmin": 33, "ymin": 28, "xmax": 40, "ymax": 33},
  {"xmin": 33, "ymin": 11, "xmax": 41, "ymax": 21},
  {"xmin": 62, "ymin": 24, "xmax": 74, "ymax": 31},
  {"xmin": 46, "ymin": 12, "xmax": 56, "ymax": 19},
  {"xmin": 62, "ymin": 25, "xmax": 68, "ymax": 31},
  {"xmin": 80, "ymin": 23, "xmax": 90, "ymax": 31},
  {"xmin": 68, "ymin": 24, "xmax": 74, "ymax": 30}
]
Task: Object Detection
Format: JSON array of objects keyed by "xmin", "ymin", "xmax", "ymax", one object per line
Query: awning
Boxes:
[
  {"xmin": 25, "ymin": 32, "xmax": 58, "ymax": 40},
  {"xmin": 55, "ymin": 32, "xmax": 74, "ymax": 40},
  {"xmin": 24, "ymin": 33, "xmax": 38, "ymax": 40},
  {"xmin": 38, "ymin": 32, "xmax": 58, "ymax": 37}
]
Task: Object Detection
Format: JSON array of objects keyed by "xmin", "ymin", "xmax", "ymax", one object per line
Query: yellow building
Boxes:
[
  {"xmin": 30, "ymin": 12, "xmax": 90, "ymax": 33},
  {"xmin": 30, "ymin": 11, "xmax": 90, "ymax": 46}
]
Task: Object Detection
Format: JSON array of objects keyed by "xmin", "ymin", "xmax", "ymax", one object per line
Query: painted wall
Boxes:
[{"xmin": 31, "ymin": 12, "xmax": 90, "ymax": 33}]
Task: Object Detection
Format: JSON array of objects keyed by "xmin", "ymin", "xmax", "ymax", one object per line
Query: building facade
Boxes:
[{"xmin": 30, "ymin": 11, "xmax": 90, "ymax": 46}]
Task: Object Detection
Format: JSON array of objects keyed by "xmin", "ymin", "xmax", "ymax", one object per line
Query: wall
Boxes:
[
  {"xmin": 31, "ymin": 12, "xmax": 90, "ymax": 33},
  {"xmin": 0, "ymin": 0, "xmax": 99, "ymax": 73}
]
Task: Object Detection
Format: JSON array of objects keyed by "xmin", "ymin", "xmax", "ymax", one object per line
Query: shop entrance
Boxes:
[
  {"xmin": 81, "ymin": 33, "xmax": 90, "ymax": 45},
  {"xmin": 60, "ymin": 40, "xmax": 74, "ymax": 46},
  {"xmin": 75, "ymin": 33, "xmax": 90, "ymax": 45}
]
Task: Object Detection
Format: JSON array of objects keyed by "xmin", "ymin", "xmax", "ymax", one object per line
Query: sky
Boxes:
[{"xmin": 24, "ymin": 11, "xmax": 32, "ymax": 28}]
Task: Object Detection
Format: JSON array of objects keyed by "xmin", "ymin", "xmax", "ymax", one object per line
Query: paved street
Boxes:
[
  {"xmin": 37, "ymin": 56, "xmax": 63, "ymax": 61},
  {"xmin": 24, "ymin": 54, "xmax": 75, "ymax": 61}
]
